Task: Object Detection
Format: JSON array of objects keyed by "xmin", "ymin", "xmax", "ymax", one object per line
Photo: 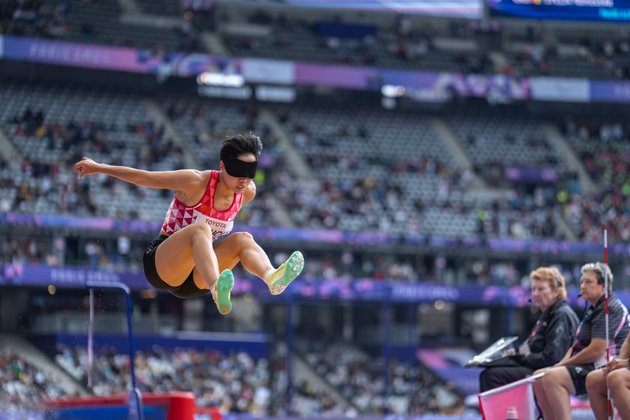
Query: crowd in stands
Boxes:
[
  {"xmin": 269, "ymin": 102, "xmax": 567, "ymax": 241},
  {"xmin": 558, "ymin": 119, "xmax": 630, "ymax": 244},
  {"xmin": 300, "ymin": 342, "xmax": 463, "ymax": 416},
  {"xmin": 4, "ymin": 0, "xmax": 630, "ymax": 80},
  {"xmin": 2, "ymin": 1, "xmax": 476, "ymax": 74},
  {"xmin": 49, "ymin": 341, "xmax": 465, "ymax": 417},
  {"xmin": 56, "ymin": 344, "xmax": 274, "ymax": 415},
  {"xmin": 0, "ymin": 299, "xmax": 472, "ymax": 417},
  {"xmin": 6, "ymin": 233, "xmax": 623, "ymax": 290},
  {"xmin": 1, "ymin": 235, "xmax": 58, "ymax": 267},
  {"xmin": 0, "ymin": 86, "xmax": 182, "ymax": 218},
  {"xmin": 484, "ymin": 24, "xmax": 630, "ymax": 80},
  {"xmin": 0, "ymin": 333, "xmax": 473, "ymax": 417},
  {"xmin": 3, "ymin": 82, "xmax": 630, "ymax": 288},
  {"xmin": 0, "ymin": 87, "xmax": 556, "ymax": 242},
  {"xmin": 221, "ymin": 9, "xmax": 493, "ymax": 74},
  {"xmin": 0, "ymin": 343, "xmax": 68, "ymax": 415},
  {"xmin": 0, "ymin": 0, "xmax": 200, "ymax": 52},
  {"xmin": 0, "ymin": 1, "xmax": 70, "ymax": 39}
]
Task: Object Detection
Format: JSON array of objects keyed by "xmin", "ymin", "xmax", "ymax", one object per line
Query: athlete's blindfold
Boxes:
[{"xmin": 223, "ymin": 156, "xmax": 258, "ymax": 179}]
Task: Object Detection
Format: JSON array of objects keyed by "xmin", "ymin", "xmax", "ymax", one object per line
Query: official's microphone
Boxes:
[
  {"xmin": 577, "ymin": 293, "xmax": 582, "ymax": 298},
  {"xmin": 528, "ymin": 298, "xmax": 533, "ymax": 303}
]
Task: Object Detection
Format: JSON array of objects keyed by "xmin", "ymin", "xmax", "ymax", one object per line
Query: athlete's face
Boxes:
[{"xmin": 220, "ymin": 153, "xmax": 255, "ymax": 192}]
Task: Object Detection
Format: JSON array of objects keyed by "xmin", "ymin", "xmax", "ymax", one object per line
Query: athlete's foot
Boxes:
[
  {"xmin": 211, "ymin": 269, "xmax": 234, "ymax": 315},
  {"xmin": 265, "ymin": 251, "xmax": 304, "ymax": 296}
]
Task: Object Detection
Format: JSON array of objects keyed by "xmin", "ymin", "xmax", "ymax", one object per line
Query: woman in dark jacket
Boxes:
[{"xmin": 479, "ymin": 266, "xmax": 579, "ymax": 392}]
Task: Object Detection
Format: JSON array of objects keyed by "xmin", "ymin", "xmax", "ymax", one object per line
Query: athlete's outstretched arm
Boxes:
[{"xmin": 74, "ymin": 157, "xmax": 205, "ymax": 192}]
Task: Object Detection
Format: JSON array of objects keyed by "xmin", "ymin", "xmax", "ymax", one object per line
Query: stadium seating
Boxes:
[
  {"xmin": 0, "ymin": 343, "xmax": 70, "ymax": 415},
  {"xmin": 0, "ymin": 0, "xmax": 197, "ymax": 52},
  {"xmin": 0, "ymin": 81, "xmax": 182, "ymax": 220},
  {"xmin": 219, "ymin": 9, "xmax": 487, "ymax": 72},
  {"xmin": 560, "ymin": 120, "xmax": 630, "ymax": 243}
]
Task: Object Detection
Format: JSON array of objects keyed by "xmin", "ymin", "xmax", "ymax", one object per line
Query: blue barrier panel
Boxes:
[{"xmin": 46, "ymin": 406, "xmax": 165, "ymax": 420}]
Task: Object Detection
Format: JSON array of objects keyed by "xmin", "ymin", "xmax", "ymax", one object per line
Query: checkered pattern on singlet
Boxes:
[{"xmin": 161, "ymin": 170, "xmax": 243, "ymax": 240}]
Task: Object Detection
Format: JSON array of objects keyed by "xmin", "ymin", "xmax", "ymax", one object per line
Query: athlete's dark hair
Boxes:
[{"xmin": 220, "ymin": 133, "xmax": 263, "ymax": 162}]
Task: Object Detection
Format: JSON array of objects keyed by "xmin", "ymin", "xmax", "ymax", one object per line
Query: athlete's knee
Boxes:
[
  {"xmin": 189, "ymin": 222, "xmax": 213, "ymax": 238},
  {"xmin": 232, "ymin": 231, "xmax": 255, "ymax": 246}
]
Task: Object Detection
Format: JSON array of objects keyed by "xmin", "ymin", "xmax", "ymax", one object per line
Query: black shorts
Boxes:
[
  {"xmin": 143, "ymin": 235, "xmax": 210, "ymax": 299},
  {"xmin": 565, "ymin": 364, "xmax": 595, "ymax": 396}
]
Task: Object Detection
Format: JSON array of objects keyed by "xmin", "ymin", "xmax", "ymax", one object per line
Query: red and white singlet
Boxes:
[{"xmin": 161, "ymin": 170, "xmax": 243, "ymax": 240}]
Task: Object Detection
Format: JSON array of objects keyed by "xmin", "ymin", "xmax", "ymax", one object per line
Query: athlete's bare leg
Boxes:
[
  {"xmin": 154, "ymin": 223, "xmax": 234, "ymax": 314},
  {"xmin": 214, "ymin": 232, "xmax": 273, "ymax": 276},
  {"xmin": 155, "ymin": 222, "xmax": 219, "ymax": 290},
  {"xmin": 214, "ymin": 232, "xmax": 304, "ymax": 294}
]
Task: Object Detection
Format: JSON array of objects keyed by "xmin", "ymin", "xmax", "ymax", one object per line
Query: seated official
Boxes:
[
  {"xmin": 586, "ymin": 331, "xmax": 630, "ymax": 420},
  {"xmin": 533, "ymin": 262, "xmax": 630, "ymax": 420},
  {"xmin": 479, "ymin": 266, "xmax": 578, "ymax": 392}
]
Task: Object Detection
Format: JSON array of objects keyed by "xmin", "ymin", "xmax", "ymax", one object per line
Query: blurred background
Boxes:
[{"xmin": 1, "ymin": 0, "xmax": 630, "ymax": 418}]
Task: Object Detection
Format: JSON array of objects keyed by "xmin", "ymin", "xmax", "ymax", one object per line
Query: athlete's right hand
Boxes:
[{"xmin": 74, "ymin": 157, "xmax": 100, "ymax": 179}]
